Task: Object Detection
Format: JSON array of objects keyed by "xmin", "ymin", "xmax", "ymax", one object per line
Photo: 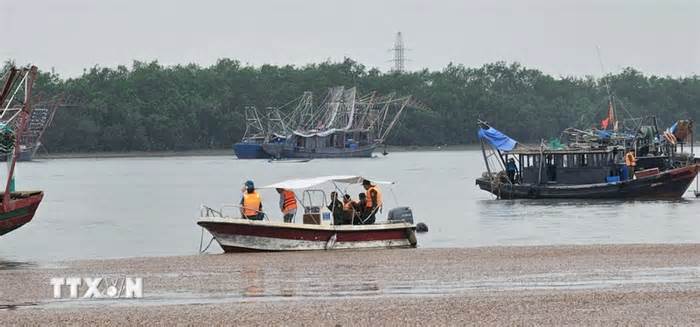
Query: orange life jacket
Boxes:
[
  {"xmin": 625, "ymin": 152, "xmax": 636, "ymax": 167},
  {"xmin": 365, "ymin": 185, "xmax": 383, "ymax": 209},
  {"xmin": 242, "ymin": 191, "xmax": 262, "ymax": 217},
  {"xmin": 281, "ymin": 190, "xmax": 297, "ymax": 213}
]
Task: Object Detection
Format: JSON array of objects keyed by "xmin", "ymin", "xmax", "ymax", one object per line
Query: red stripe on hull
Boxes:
[
  {"xmin": 0, "ymin": 192, "xmax": 43, "ymax": 236},
  {"xmin": 198, "ymin": 221, "xmax": 411, "ymax": 242}
]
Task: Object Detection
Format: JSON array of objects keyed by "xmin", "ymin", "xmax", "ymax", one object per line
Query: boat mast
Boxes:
[{"xmin": 2, "ymin": 66, "xmax": 37, "ymax": 209}]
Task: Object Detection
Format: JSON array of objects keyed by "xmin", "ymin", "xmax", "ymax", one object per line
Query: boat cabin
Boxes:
[{"xmin": 505, "ymin": 148, "xmax": 620, "ymax": 185}]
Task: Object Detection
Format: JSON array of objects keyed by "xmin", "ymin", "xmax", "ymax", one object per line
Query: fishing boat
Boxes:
[
  {"xmin": 475, "ymin": 119, "xmax": 699, "ymax": 200},
  {"xmin": 233, "ymin": 106, "xmax": 273, "ymax": 159},
  {"xmin": 233, "ymin": 87, "xmax": 424, "ymax": 159},
  {"xmin": 263, "ymin": 87, "xmax": 416, "ymax": 159},
  {"xmin": 0, "ymin": 66, "xmax": 44, "ymax": 235},
  {"xmin": 197, "ymin": 176, "xmax": 418, "ymax": 252}
]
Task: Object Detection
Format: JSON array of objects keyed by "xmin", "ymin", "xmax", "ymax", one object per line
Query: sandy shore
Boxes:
[{"xmin": 2, "ymin": 244, "xmax": 700, "ymax": 325}]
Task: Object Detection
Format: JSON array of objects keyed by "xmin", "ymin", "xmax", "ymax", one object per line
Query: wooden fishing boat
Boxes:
[
  {"xmin": 476, "ymin": 164, "xmax": 699, "ymax": 199},
  {"xmin": 0, "ymin": 66, "xmax": 44, "ymax": 236},
  {"xmin": 197, "ymin": 176, "xmax": 418, "ymax": 252},
  {"xmin": 476, "ymin": 120, "xmax": 698, "ymax": 200}
]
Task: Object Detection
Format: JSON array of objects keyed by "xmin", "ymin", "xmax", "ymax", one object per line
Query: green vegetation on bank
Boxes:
[{"xmin": 8, "ymin": 59, "xmax": 700, "ymax": 152}]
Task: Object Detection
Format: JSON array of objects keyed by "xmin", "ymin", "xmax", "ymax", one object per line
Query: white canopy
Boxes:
[{"xmin": 260, "ymin": 175, "xmax": 394, "ymax": 190}]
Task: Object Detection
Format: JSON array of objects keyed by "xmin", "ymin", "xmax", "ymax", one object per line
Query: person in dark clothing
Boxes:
[
  {"xmin": 505, "ymin": 158, "xmax": 518, "ymax": 183},
  {"xmin": 327, "ymin": 192, "xmax": 344, "ymax": 225},
  {"xmin": 352, "ymin": 193, "xmax": 369, "ymax": 224}
]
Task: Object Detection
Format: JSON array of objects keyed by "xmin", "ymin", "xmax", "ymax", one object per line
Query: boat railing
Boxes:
[
  {"xmin": 201, "ymin": 203, "xmax": 271, "ymax": 221},
  {"xmin": 200, "ymin": 205, "xmax": 224, "ymax": 218}
]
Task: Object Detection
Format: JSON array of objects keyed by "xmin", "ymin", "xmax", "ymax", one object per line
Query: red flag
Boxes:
[{"xmin": 600, "ymin": 100, "xmax": 614, "ymax": 129}]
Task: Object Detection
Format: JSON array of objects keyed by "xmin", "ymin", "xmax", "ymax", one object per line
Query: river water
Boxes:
[{"xmin": 1, "ymin": 150, "xmax": 699, "ymax": 262}]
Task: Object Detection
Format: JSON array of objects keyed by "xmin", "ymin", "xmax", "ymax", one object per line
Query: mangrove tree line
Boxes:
[{"xmin": 8, "ymin": 59, "xmax": 700, "ymax": 152}]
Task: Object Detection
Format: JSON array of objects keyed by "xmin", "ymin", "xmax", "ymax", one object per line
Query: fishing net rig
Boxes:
[
  {"xmin": 251, "ymin": 86, "xmax": 430, "ymax": 144},
  {"xmin": 0, "ymin": 65, "xmax": 38, "ymax": 198}
]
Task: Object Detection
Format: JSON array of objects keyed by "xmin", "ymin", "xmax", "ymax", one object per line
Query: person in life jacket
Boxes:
[
  {"xmin": 624, "ymin": 150, "xmax": 637, "ymax": 180},
  {"xmin": 276, "ymin": 188, "xmax": 297, "ymax": 223},
  {"xmin": 341, "ymin": 194, "xmax": 354, "ymax": 225},
  {"xmin": 240, "ymin": 180, "xmax": 263, "ymax": 220},
  {"xmin": 361, "ymin": 179, "xmax": 382, "ymax": 224}
]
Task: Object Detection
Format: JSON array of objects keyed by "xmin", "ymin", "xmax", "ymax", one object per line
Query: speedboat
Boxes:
[{"xmin": 197, "ymin": 176, "xmax": 417, "ymax": 252}]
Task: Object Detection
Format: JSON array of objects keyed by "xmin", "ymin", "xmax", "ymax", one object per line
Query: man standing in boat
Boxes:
[
  {"xmin": 240, "ymin": 180, "xmax": 263, "ymax": 220},
  {"xmin": 506, "ymin": 157, "xmax": 518, "ymax": 183},
  {"xmin": 625, "ymin": 150, "xmax": 637, "ymax": 180},
  {"xmin": 276, "ymin": 188, "xmax": 297, "ymax": 223},
  {"xmin": 362, "ymin": 179, "xmax": 382, "ymax": 224}
]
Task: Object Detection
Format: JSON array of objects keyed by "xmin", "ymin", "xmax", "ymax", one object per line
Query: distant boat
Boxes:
[
  {"xmin": 197, "ymin": 175, "xmax": 417, "ymax": 252},
  {"xmin": 233, "ymin": 106, "xmax": 273, "ymax": 159},
  {"xmin": 235, "ymin": 87, "xmax": 426, "ymax": 159},
  {"xmin": 262, "ymin": 132, "xmax": 378, "ymax": 159},
  {"xmin": 233, "ymin": 136, "xmax": 268, "ymax": 159}
]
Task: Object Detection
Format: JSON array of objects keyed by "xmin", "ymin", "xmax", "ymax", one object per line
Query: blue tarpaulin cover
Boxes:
[
  {"xmin": 667, "ymin": 121, "xmax": 678, "ymax": 134},
  {"xmin": 478, "ymin": 127, "xmax": 517, "ymax": 151}
]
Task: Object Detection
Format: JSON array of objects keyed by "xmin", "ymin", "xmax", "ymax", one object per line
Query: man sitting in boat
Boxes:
[
  {"xmin": 361, "ymin": 180, "xmax": 382, "ymax": 225},
  {"xmin": 276, "ymin": 188, "xmax": 297, "ymax": 223},
  {"xmin": 327, "ymin": 192, "xmax": 345, "ymax": 225},
  {"xmin": 240, "ymin": 180, "xmax": 263, "ymax": 220},
  {"xmin": 350, "ymin": 193, "xmax": 366, "ymax": 224},
  {"xmin": 341, "ymin": 194, "xmax": 355, "ymax": 224}
]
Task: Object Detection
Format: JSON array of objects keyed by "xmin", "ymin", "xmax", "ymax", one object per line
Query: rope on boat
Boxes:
[{"xmin": 198, "ymin": 228, "xmax": 215, "ymax": 254}]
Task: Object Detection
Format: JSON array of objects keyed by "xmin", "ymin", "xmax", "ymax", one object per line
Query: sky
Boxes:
[{"xmin": 1, "ymin": 0, "xmax": 698, "ymax": 78}]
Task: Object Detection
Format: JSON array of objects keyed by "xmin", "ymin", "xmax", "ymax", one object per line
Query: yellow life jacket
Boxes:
[
  {"xmin": 365, "ymin": 186, "xmax": 383, "ymax": 209},
  {"xmin": 243, "ymin": 191, "xmax": 261, "ymax": 217}
]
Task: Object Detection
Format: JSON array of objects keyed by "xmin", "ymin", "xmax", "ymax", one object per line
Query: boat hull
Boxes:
[
  {"xmin": 476, "ymin": 165, "xmax": 699, "ymax": 200},
  {"xmin": 197, "ymin": 218, "xmax": 417, "ymax": 252},
  {"xmin": 0, "ymin": 191, "xmax": 43, "ymax": 236},
  {"xmin": 233, "ymin": 143, "xmax": 269, "ymax": 159},
  {"xmin": 262, "ymin": 143, "xmax": 376, "ymax": 159}
]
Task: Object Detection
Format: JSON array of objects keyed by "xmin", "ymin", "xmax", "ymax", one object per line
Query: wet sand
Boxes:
[{"xmin": 2, "ymin": 244, "xmax": 700, "ymax": 325}]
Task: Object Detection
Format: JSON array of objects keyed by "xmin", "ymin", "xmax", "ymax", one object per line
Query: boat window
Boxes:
[{"xmin": 301, "ymin": 189, "xmax": 326, "ymax": 212}]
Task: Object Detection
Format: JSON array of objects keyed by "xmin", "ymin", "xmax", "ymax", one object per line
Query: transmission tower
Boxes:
[{"xmin": 389, "ymin": 32, "xmax": 408, "ymax": 73}]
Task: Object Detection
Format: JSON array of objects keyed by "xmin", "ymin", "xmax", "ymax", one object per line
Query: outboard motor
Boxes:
[{"xmin": 387, "ymin": 206, "xmax": 414, "ymax": 224}]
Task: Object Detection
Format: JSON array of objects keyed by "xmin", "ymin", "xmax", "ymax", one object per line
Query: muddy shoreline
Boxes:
[{"xmin": 2, "ymin": 244, "xmax": 699, "ymax": 325}]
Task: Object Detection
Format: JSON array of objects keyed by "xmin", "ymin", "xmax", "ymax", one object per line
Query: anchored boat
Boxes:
[
  {"xmin": 0, "ymin": 66, "xmax": 44, "ymax": 236},
  {"xmin": 235, "ymin": 87, "xmax": 426, "ymax": 159},
  {"xmin": 197, "ymin": 176, "xmax": 418, "ymax": 252},
  {"xmin": 476, "ymin": 120, "xmax": 698, "ymax": 199}
]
